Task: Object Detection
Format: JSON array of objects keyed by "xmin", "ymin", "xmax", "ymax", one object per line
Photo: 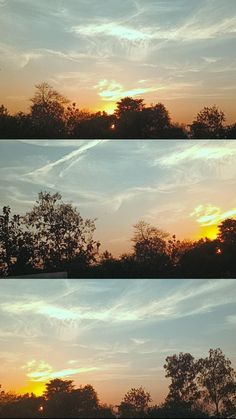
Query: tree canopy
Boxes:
[
  {"xmin": 0, "ymin": 82, "xmax": 234, "ymax": 138},
  {"xmin": 1, "ymin": 192, "xmax": 236, "ymax": 278},
  {"xmin": 0, "ymin": 348, "xmax": 235, "ymax": 418}
]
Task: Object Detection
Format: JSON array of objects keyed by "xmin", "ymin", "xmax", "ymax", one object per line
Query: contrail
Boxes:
[{"xmin": 23, "ymin": 140, "xmax": 108, "ymax": 183}]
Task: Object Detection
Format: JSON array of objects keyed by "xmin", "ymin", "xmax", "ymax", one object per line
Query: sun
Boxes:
[
  {"xmin": 20, "ymin": 381, "xmax": 45, "ymax": 397},
  {"xmin": 197, "ymin": 224, "xmax": 219, "ymax": 240},
  {"xmin": 102, "ymin": 102, "xmax": 116, "ymax": 115}
]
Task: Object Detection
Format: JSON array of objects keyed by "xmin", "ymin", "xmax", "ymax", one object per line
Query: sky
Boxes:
[
  {"xmin": 0, "ymin": 0, "xmax": 236, "ymax": 122},
  {"xmin": 0, "ymin": 139, "xmax": 236, "ymax": 256},
  {"xmin": 0, "ymin": 278, "xmax": 236, "ymax": 405}
]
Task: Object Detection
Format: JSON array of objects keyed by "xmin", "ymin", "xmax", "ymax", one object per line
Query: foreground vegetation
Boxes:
[
  {"xmin": 0, "ymin": 192, "xmax": 236, "ymax": 278},
  {"xmin": 1, "ymin": 349, "xmax": 235, "ymax": 418},
  {"xmin": 1, "ymin": 83, "xmax": 236, "ymax": 139}
]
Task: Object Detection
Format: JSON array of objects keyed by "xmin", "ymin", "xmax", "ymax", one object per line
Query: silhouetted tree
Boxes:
[
  {"xmin": 119, "ymin": 387, "xmax": 151, "ymax": 418},
  {"xmin": 197, "ymin": 348, "xmax": 236, "ymax": 417},
  {"xmin": 30, "ymin": 83, "xmax": 68, "ymax": 137},
  {"xmin": 0, "ymin": 206, "xmax": 34, "ymax": 277},
  {"xmin": 115, "ymin": 97, "xmax": 145, "ymax": 138},
  {"xmin": 179, "ymin": 238, "xmax": 223, "ymax": 278},
  {"xmin": 132, "ymin": 221, "xmax": 168, "ymax": 262},
  {"xmin": 73, "ymin": 111, "xmax": 116, "ymax": 138},
  {"xmin": 131, "ymin": 221, "xmax": 171, "ymax": 275},
  {"xmin": 218, "ymin": 218, "xmax": 236, "ymax": 245},
  {"xmin": 142, "ymin": 103, "xmax": 171, "ymax": 138},
  {"xmin": 115, "ymin": 97, "xmax": 145, "ymax": 116},
  {"xmin": 225, "ymin": 123, "xmax": 236, "ymax": 138},
  {"xmin": 164, "ymin": 353, "xmax": 200, "ymax": 410},
  {"xmin": 190, "ymin": 105, "xmax": 225, "ymax": 138},
  {"xmin": 24, "ymin": 192, "xmax": 99, "ymax": 272},
  {"xmin": 44, "ymin": 379, "xmax": 75, "ymax": 400}
]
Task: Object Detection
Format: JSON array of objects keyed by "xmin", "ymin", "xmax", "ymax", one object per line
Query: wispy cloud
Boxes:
[
  {"xmin": 94, "ymin": 79, "xmax": 162, "ymax": 101},
  {"xmin": 72, "ymin": 23, "xmax": 152, "ymax": 41},
  {"xmin": 24, "ymin": 140, "xmax": 107, "ymax": 184},
  {"xmin": 23, "ymin": 360, "xmax": 99, "ymax": 382},
  {"xmin": 156, "ymin": 142, "xmax": 236, "ymax": 167},
  {"xmin": 191, "ymin": 204, "xmax": 236, "ymax": 226}
]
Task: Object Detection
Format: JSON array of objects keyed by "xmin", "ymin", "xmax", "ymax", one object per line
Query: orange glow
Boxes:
[
  {"xmin": 102, "ymin": 102, "xmax": 116, "ymax": 115},
  {"xmin": 196, "ymin": 224, "xmax": 219, "ymax": 241},
  {"xmin": 20, "ymin": 381, "xmax": 45, "ymax": 397},
  {"xmin": 110, "ymin": 123, "xmax": 116, "ymax": 130}
]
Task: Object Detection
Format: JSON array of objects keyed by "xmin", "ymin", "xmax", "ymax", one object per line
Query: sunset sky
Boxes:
[
  {"xmin": 1, "ymin": 278, "xmax": 236, "ymax": 405},
  {"xmin": 0, "ymin": 139, "xmax": 236, "ymax": 256},
  {"xmin": 0, "ymin": 0, "xmax": 236, "ymax": 122}
]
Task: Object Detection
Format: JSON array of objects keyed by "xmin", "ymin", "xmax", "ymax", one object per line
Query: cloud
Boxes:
[
  {"xmin": 24, "ymin": 140, "xmax": 107, "ymax": 184},
  {"xmin": 23, "ymin": 360, "xmax": 99, "ymax": 382},
  {"xmin": 191, "ymin": 204, "xmax": 236, "ymax": 226},
  {"xmin": 94, "ymin": 79, "xmax": 162, "ymax": 101},
  {"xmin": 72, "ymin": 23, "xmax": 151, "ymax": 41},
  {"xmin": 157, "ymin": 142, "xmax": 236, "ymax": 167},
  {"xmin": 3, "ymin": 279, "xmax": 236, "ymax": 328}
]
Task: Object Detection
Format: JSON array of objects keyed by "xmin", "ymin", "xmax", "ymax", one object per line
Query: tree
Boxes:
[
  {"xmin": 166, "ymin": 236, "xmax": 193, "ymax": 268},
  {"xmin": 218, "ymin": 218, "xmax": 236, "ymax": 245},
  {"xmin": 75, "ymin": 384, "xmax": 99, "ymax": 411},
  {"xmin": 0, "ymin": 105, "xmax": 16, "ymax": 138},
  {"xmin": 43, "ymin": 381, "xmax": 100, "ymax": 418},
  {"xmin": 24, "ymin": 192, "xmax": 99, "ymax": 272},
  {"xmin": 73, "ymin": 111, "xmax": 116, "ymax": 139},
  {"xmin": 190, "ymin": 105, "xmax": 225, "ymax": 138},
  {"xmin": 119, "ymin": 387, "xmax": 151, "ymax": 418},
  {"xmin": 132, "ymin": 221, "xmax": 168, "ymax": 262},
  {"xmin": 179, "ymin": 238, "xmax": 224, "ymax": 278},
  {"xmin": 197, "ymin": 349, "xmax": 236, "ymax": 417},
  {"xmin": 115, "ymin": 97, "xmax": 145, "ymax": 138},
  {"xmin": 142, "ymin": 103, "xmax": 171, "ymax": 138},
  {"xmin": 64, "ymin": 103, "xmax": 92, "ymax": 137},
  {"xmin": 30, "ymin": 82, "xmax": 68, "ymax": 137},
  {"xmin": 225, "ymin": 123, "xmax": 236, "ymax": 139},
  {"xmin": 44, "ymin": 379, "xmax": 74, "ymax": 400},
  {"xmin": 115, "ymin": 97, "xmax": 144, "ymax": 116},
  {"xmin": 216, "ymin": 218, "xmax": 236, "ymax": 277},
  {"xmin": 0, "ymin": 206, "xmax": 34, "ymax": 277},
  {"xmin": 164, "ymin": 353, "xmax": 200, "ymax": 409}
]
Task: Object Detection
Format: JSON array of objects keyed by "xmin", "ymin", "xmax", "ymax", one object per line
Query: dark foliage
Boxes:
[
  {"xmin": 1, "ymin": 193, "xmax": 236, "ymax": 278},
  {"xmin": 1, "ymin": 348, "xmax": 235, "ymax": 418},
  {"xmin": 0, "ymin": 83, "xmax": 234, "ymax": 138}
]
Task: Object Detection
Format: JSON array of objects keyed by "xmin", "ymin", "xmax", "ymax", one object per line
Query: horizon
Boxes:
[
  {"xmin": 0, "ymin": 140, "xmax": 236, "ymax": 256},
  {"xmin": 0, "ymin": 0, "xmax": 236, "ymax": 123},
  {"xmin": 1, "ymin": 278, "xmax": 236, "ymax": 406}
]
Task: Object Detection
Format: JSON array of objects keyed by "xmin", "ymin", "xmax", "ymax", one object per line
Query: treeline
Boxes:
[
  {"xmin": 1, "ymin": 192, "xmax": 236, "ymax": 278},
  {"xmin": 1, "ymin": 349, "xmax": 236, "ymax": 418},
  {"xmin": 1, "ymin": 82, "xmax": 236, "ymax": 139}
]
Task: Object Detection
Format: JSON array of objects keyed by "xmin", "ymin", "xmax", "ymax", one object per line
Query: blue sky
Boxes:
[
  {"xmin": 0, "ymin": 278, "xmax": 236, "ymax": 404},
  {"xmin": 0, "ymin": 0, "xmax": 236, "ymax": 121},
  {"xmin": 0, "ymin": 139, "xmax": 236, "ymax": 255}
]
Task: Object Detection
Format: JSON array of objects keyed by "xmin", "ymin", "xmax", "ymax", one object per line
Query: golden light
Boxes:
[
  {"xmin": 39, "ymin": 406, "xmax": 44, "ymax": 412},
  {"xmin": 20, "ymin": 381, "xmax": 45, "ymax": 397},
  {"xmin": 102, "ymin": 102, "xmax": 116, "ymax": 115},
  {"xmin": 216, "ymin": 248, "xmax": 222, "ymax": 254},
  {"xmin": 197, "ymin": 224, "xmax": 218, "ymax": 241},
  {"xmin": 110, "ymin": 123, "xmax": 116, "ymax": 130}
]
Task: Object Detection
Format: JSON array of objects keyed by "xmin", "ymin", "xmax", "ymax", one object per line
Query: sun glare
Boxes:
[
  {"xmin": 102, "ymin": 102, "xmax": 116, "ymax": 115},
  {"xmin": 197, "ymin": 224, "xmax": 219, "ymax": 240},
  {"xmin": 20, "ymin": 381, "xmax": 45, "ymax": 397}
]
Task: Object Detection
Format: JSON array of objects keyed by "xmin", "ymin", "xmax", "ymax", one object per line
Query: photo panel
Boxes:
[
  {"xmin": 0, "ymin": 139, "xmax": 236, "ymax": 278},
  {"xmin": 0, "ymin": 277, "xmax": 236, "ymax": 417}
]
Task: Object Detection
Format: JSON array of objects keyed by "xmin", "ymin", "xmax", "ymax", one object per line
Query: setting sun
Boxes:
[
  {"xmin": 20, "ymin": 382, "xmax": 45, "ymax": 397},
  {"xmin": 197, "ymin": 224, "xmax": 219, "ymax": 241}
]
